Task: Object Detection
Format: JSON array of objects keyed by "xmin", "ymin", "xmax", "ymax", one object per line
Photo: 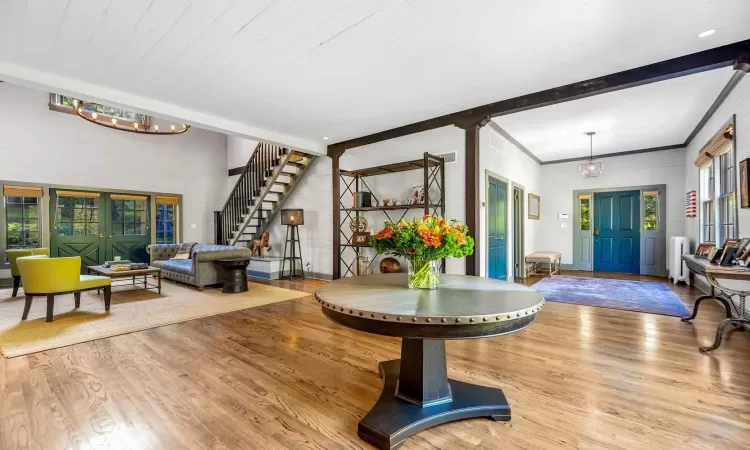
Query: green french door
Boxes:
[{"xmin": 50, "ymin": 190, "xmax": 151, "ymax": 272}]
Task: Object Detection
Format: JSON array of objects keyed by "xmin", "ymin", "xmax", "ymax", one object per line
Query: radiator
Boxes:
[{"xmin": 669, "ymin": 236, "xmax": 690, "ymax": 285}]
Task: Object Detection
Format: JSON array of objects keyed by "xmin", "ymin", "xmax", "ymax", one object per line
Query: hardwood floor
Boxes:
[{"xmin": 2, "ymin": 273, "xmax": 749, "ymax": 449}]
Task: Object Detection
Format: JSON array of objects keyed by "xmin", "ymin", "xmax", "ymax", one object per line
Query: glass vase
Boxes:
[{"xmin": 408, "ymin": 260, "xmax": 440, "ymax": 289}]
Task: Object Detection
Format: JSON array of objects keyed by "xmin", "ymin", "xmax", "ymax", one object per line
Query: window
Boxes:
[
  {"xmin": 49, "ymin": 93, "xmax": 148, "ymax": 125},
  {"xmin": 110, "ymin": 195, "xmax": 148, "ymax": 236},
  {"xmin": 156, "ymin": 196, "xmax": 180, "ymax": 244},
  {"xmin": 579, "ymin": 195, "xmax": 591, "ymax": 231},
  {"xmin": 697, "ymin": 123, "xmax": 735, "ymax": 244},
  {"xmin": 55, "ymin": 192, "xmax": 99, "ymax": 236},
  {"xmin": 4, "ymin": 185, "xmax": 43, "ymax": 249},
  {"xmin": 643, "ymin": 191, "xmax": 659, "ymax": 231}
]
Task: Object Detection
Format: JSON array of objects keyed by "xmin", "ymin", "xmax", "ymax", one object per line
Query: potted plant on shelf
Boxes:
[{"xmin": 371, "ymin": 215, "xmax": 474, "ymax": 289}]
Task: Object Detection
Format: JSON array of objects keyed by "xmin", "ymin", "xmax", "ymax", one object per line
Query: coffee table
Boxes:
[
  {"xmin": 87, "ymin": 265, "xmax": 162, "ymax": 294},
  {"xmin": 315, "ymin": 274, "xmax": 544, "ymax": 450}
]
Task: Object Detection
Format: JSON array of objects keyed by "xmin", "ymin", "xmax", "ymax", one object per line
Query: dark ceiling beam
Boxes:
[{"xmin": 327, "ymin": 40, "xmax": 750, "ymax": 156}]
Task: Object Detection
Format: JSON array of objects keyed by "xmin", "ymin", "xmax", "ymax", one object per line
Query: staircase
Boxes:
[{"xmin": 217, "ymin": 142, "xmax": 316, "ymax": 247}]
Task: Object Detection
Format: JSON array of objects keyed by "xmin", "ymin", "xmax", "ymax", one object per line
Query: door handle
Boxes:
[
  {"xmin": 594, "ymin": 227, "xmax": 600, "ymax": 236},
  {"xmin": 99, "ymin": 233, "xmax": 104, "ymax": 238}
]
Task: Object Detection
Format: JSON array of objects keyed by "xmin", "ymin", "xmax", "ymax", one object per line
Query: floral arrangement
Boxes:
[{"xmin": 371, "ymin": 215, "xmax": 474, "ymax": 289}]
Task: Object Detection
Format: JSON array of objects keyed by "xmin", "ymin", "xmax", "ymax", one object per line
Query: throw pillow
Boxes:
[{"xmin": 175, "ymin": 242, "xmax": 197, "ymax": 259}]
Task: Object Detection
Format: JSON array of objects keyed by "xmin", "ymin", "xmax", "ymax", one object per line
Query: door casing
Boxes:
[{"xmin": 572, "ymin": 184, "xmax": 667, "ymax": 276}]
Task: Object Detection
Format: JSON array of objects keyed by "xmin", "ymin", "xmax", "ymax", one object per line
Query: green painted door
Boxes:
[
  {"xmin": 50, "ymin": 189, "xmax": 106, "ymax": 272},
  {"xmin": 50, "ymin": 190, "xmax": 152, "ymax": 272},
  {"xmin": 106, "ymin": 194, "xmax": 151, "ymax": 263},
  {"xmin": 488, "ymin": 176, "xmax": 508, "ymax": 280}
]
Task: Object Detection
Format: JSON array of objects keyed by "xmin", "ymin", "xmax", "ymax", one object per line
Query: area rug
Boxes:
[
  {"xmin": 532, "ymin": 275, "xmax": 690, "ymax": 317},
  {"xmin": 0, "ymin": 281, "xmax": 308, "ymax": 358}
]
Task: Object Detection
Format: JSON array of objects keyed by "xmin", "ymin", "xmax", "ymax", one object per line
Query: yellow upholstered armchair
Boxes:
[
  {"xmin": 6, "ymin": 247, "xmax": 50, "ymax": 297},
  {"xmin": 17, "ymin": 255, "xmax": 112, "ymax": 322}
]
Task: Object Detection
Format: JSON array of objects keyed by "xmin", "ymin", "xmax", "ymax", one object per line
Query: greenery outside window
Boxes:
[
  {"xmin": 111, "ymin": 195, "xmax": 148, "ymax": 236},
  {"xmin": 55, "ymin": 193, "xmax": 99, "ymax": 236},
  {"xmin": 643, "ymin": 191, "xmax": 659, "ymax": 231},
  {"xmin": 156, "ymin": 196, "xmax": 180, "ymax": 244},
  {"xmin": 4, "ymin": 185, "xmax": 43, "ymax": 250},
  {"xmin": 579, "ymin": 195, "xmax": 591, "ymax": 231}
]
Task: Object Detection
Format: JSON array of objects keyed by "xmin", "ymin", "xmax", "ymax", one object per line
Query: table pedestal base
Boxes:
[{"xmin": 358, "ymin": 359, "xmax": 510, "ymax": 450}]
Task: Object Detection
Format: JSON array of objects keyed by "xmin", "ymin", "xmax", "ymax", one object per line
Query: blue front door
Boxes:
[
  {"xmin": 593, "ymin": 190, "xmax": 640, "ymax": 274},
  {"xmin": 488, "ymin": 177, "xmax": 507, "ymax": 280}
]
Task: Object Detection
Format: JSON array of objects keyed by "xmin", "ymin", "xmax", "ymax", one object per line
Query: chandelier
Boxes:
[
  {"xmin": 73, "ymin": 100, "xmax": 190, "ymax": 136},
  {"xmin": 579, "ymin": 132, "xmax": 603, "ymax": 178}
]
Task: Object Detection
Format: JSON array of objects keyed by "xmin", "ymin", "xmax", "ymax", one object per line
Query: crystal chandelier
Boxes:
[{"xmin": 579, "ymin": 132, "xmax": 603, "ymax": 178}]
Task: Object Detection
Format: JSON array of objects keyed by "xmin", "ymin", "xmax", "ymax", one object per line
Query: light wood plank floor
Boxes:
[{"xmin": 2, "ymin": 272, "xmax": 749, "ymax": 449}]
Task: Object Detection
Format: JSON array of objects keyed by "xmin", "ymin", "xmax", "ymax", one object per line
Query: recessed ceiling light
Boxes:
[
  {"xmin": 698, "ymin": 29, "xmax": 716, "ymax": 38},
  {"xmin": 323, "ymin": 137, "xmax": 329, "ymax": 140}
]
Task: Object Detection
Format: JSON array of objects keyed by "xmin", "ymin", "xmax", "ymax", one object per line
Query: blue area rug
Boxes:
[{"xmin": 532, "ymin": 275, "xmax": 690, "ymax": 317}]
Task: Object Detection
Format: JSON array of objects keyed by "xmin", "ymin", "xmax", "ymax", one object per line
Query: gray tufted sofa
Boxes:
[{"xmin": 146, "ymin": 244, "xmax": 252, "ymax": 289}]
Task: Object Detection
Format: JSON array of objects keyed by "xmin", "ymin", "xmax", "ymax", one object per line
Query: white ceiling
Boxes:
[
  {"xmin": 0, "ymin": 0, "xmax": 749, "ymax": 154},
  {"xmin": 493, "ymin": 66, "xmax": 736, "ymax": 162}
]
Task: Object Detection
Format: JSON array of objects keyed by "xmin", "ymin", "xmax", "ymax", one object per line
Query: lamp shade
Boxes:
[{"xmin": 281, "ymin": 209, "xmax": 304, "ymax": 225}]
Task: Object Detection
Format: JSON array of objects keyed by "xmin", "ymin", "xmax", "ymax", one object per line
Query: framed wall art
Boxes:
[{"xmin": 528, "ymin": 194, "xmax": 540, "ymax": 220}]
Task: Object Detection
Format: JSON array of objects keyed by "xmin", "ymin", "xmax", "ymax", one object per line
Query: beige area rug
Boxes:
[{"xmin": 0, "ymin": 280, "xmax": 308, "ymax": 358}]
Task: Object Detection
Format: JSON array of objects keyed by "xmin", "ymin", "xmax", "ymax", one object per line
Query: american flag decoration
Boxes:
[{"xmin": 686, "ymin": 191, "xmax": 696, "ymax": 217}]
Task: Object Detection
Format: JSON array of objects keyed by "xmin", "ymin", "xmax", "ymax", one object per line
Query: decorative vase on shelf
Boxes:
[
  {"xmin": 408, "ymin": 259, "xmax": 440, "ymax": 289},
  {"xmin": 371, "ymin": 215, "xmax": 475, "ymax": 290}
]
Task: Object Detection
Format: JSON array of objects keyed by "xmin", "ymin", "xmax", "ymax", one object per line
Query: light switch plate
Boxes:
[
  {"xmin": 561, "ymin": 222, "xmax": 568, "ymax": 228},
  {"xmin": 558, "ymin": 213, "xmax": 569, "ymax": 219},
  {"xmin": 190, "ymin": 224, "xmax": 197, "ymax": 230}
]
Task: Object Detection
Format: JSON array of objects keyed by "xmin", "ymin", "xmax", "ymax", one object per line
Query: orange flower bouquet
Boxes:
[{"xmin": 372, "ymin": 216, "xmax": 474, "ymax": 289}]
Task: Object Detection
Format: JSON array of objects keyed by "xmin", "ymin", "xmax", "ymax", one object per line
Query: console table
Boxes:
[
  {"xmin": 681, "ymin": 255, "xmax": 749, "ymax": 352},
  {"xmin": 315, "ymin": 274, "xmax": 544, "ymax": 450}
]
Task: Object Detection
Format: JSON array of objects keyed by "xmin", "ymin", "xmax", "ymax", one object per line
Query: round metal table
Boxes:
[{"xmin": 315, "ymin": 274, "xmax": 544, "ymax": 450}]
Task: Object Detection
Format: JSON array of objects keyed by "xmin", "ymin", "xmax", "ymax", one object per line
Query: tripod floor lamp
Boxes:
[{"xmin": 280, "ymin": 209, "xmax": 305, "ymax": 280}]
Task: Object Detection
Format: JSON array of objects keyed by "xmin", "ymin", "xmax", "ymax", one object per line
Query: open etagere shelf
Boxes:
[{"xmin": 335, "ymin": 152, "xmax": 445, "ymax": 278}]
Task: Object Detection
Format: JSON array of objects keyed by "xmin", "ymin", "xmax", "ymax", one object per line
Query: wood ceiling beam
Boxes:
[{"xmin": 327, "ymin": 40, "xmax": 750, "ymax": 156}]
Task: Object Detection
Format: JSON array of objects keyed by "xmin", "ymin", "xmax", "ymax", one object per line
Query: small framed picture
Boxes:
[
  {"xmin": 528, "ymin": 194, "xmax": 540, "ymax": 220},
  {"xmin": 694, "ymin": 242, "xmax": 715, "ymax": 259},
  {"xmin": 707, "ymin": 247, "xmax": 719, "ymax": 262},
  {"xmin": 410, "ymin": 186, "xmax": 425, "ymax": 205},
  {"xmin": 352, "ymin": 232, "xmax": 371, "ymax": 246}
]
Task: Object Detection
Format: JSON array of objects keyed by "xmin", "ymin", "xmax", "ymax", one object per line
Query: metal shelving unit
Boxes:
[{"xmin": 335, "ymin": 152, "xmax": 445, "ymax": 278}]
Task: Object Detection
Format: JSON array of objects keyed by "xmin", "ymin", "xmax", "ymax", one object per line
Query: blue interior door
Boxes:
[
  {"xmin": 593, "ymin": 190, "xmax": 640, "ymax": 274},
  {"xmin": 488, "ymin": 177, "xmax": 508, "ymax": 280}
]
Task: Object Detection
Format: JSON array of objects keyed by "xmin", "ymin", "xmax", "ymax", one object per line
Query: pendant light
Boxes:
[{"xmin": 579, "ymin": 132, "xmax": 603, "ymax": 178}]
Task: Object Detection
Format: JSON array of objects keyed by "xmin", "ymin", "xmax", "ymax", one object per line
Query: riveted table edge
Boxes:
[{"xmin": 314, "ymin": 291, "xmax": 545, "ymax": 325}]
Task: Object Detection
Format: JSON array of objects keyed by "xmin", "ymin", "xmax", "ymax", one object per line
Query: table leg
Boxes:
[
  {"xmin": 158, "ymin": 272, "xmax": 162, "ymax": 294},
  {"xmin": 700, "ymin": 318, "xmax": 750, "ymax": 352},
  {"xmin": 358, "ymin": 338, "xmax": 510, "ymax": 450},
  {"xmin": 681, "ymin": 295, "xmax": 718, "ymax": 322}
]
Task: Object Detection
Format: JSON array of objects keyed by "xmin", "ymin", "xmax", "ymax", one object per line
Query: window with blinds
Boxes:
[
  {"xmin": 696, "ymin": 124, "xmax": 735, "ymax": 244},
  {"xmin": 156, "ymin": 195, "xmax": 180, "ymax": 244}
]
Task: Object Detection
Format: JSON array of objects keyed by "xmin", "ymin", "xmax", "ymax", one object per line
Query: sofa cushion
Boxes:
[
  {"xmin": 153, "ymin": 259, "xmax": 194, "ymax": 275},
  {"xmin": 176, "ymin": 242, "xmax": 197, "ymax": 259}
]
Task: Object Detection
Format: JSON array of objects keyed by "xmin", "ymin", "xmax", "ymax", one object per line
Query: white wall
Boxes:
[
  {"xmin": 263, "ymin": 126, "xmax": 467, "ymax": 278},
  {"xmin": 479, "ymin": 125, "xmax": 542, "ymax": 278},
  {"xmin": 539, "ymin": 148, "xmax": 687, "ymax": 265},
  {"xmin": 0, "ymin": 83, "xmax": 227, "ymax": 246},
  {"xmin": 685, "ymin": 75, "xmax": 750, "ymax": 246},
  {"xmin": 226, "ymin": 136, "xmax": 258, "ymax": 196},
  {"xmin": 684, "ymin": 74, "xmax": 750, "ymax": 314}
]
